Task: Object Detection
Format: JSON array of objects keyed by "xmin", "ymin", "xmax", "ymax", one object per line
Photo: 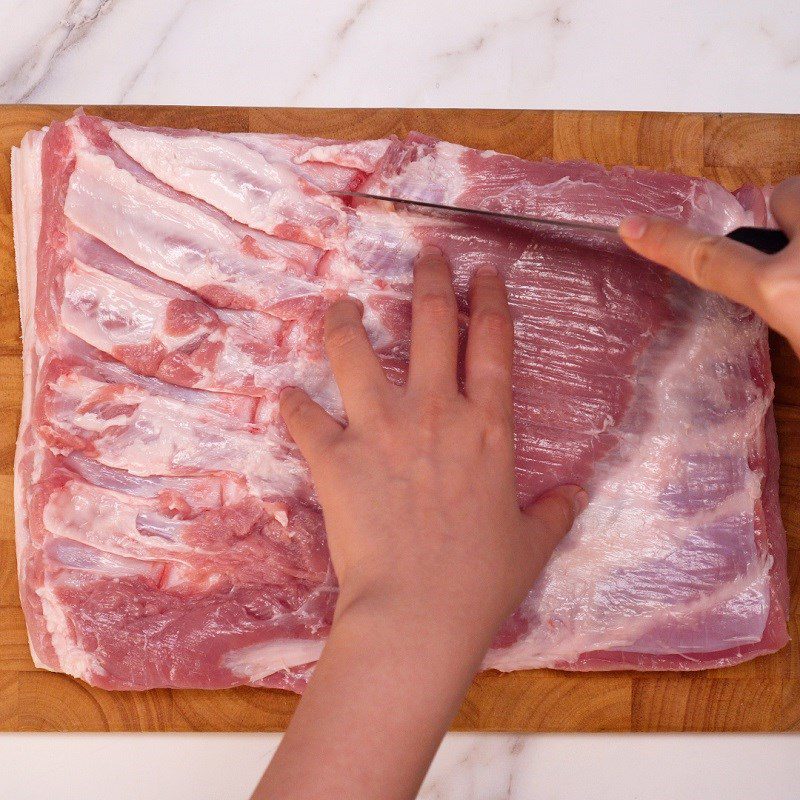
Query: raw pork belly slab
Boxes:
[{"xmin": 12, "ymin": 113, "xmax": 788, "ymax": 691}]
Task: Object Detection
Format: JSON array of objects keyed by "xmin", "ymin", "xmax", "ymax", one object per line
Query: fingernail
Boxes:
[
  {"xmin": 571, "ymin": 488, "xmax": 589, "ymax": 515},
  {"xmin": 474, "ymin": 265, "xmax": 498, "ymax": 277},
  {"xmin": 619, "ymin": 215, "xmax": 648, "ymax": 240},
  {"xmin": 416, "ymin": 244, "xmax": 443, "ymax": 263}
]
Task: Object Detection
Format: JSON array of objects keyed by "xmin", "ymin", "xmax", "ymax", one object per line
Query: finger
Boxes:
[
  {"xmin": 522, "ymin": 484, "xmax": 588, "ymax": 556},
  {"xmin": 324, "ymin": 297, "xmax": 388, "ymax": 420},
  {"xmin": 279, "ymin": 387, "xmax": 342, "ymax": 465},
  {"xmin": 619, "ymin": 215, "xmax": 769, "ymax": 309},
  {"xmin": 770, "ymin": 177, "xmax": 800, "ymax": 237},
  {"xmin": 408, "ymin": 245, "xmax": 459, "ymax": 395},
  {"xmin": 465, "ymin": 265, "xmax": 514, "ymax": 416}
]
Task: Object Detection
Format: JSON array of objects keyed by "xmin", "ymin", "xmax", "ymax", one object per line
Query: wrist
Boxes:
[{"xmin": 332, "ymin": 579, "xmax": 501, "ymax": 667}]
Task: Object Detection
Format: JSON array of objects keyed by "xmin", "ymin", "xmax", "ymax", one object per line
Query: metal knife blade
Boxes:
[
  {"xmin": 330, "ymin": 190, "xmax": 619, "ymax": 236},
  {"xmin": 330, "ymin": 191, "xmax": 790, "ymax": 255}
]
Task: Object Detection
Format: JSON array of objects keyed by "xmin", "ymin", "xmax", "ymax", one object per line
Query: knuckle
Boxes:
[
  {"xmin": 533, "ymin": 492, "xmax": 573, "ymax": 531},
  {"xmin": 481, "ymin": 414, "xmax": 512, "ymax": 448},
  {"xmin": 772, "ymin": 176, "xmax": 800, "ymax": 207},
  {"xmin": 415, "ymin": 246, "xmax": 449, "ymax": 272},
  {"xmin": 688, "ymin": 236, "xmax": 724, "ymax": 286},
  {"xmin": 325, "ymin": 320, "xmax": 362, "ymax": 353},
  {"xmin": 472, "ymin": 307, "xmax": 512, "ymax": 338},
  {"xmin": 360, "ymin": 396, "xmax": 392, "ymax": 428},
  {"xmin": 329, "ymin": 437, "xmax": 353, "ymax": 461},
  {"xmin": 473, "ymin": 362, "xmax": 512, "ymax": 395},
  {"xmin": 413, "ymin": 392, "xmax": 450, "ymax": 441},
  {"xmin": 753, "ymin": 267, "xmax": 778, "ymax": 303},
  {"xmin": 550, "ymin": 495, "xmax": 574, "ymax": 527},
  {"xmin": 416, "ymin": 252, "xmax": 446, "ymax": 271},
  {"xmin": 417, "ymin": 291, "xmax": 456, "ymax": 321},
  {"xmin": 647, "ymin": 219, "xmax": 674, "ymax": 249},
  {"xmin": 471, "ymin": 270, "xmax": 503, "ymax": 293},
  {"xmin": 280, "ymin": 391, "xmax": 309, "ymax": 421},
  {"xmin": 755, "ymin": 262, "xmax": 800, "ymax": 305},
  {"xmin": 418, "ymin": 390, "xmax": 450, "ymax": 421}
]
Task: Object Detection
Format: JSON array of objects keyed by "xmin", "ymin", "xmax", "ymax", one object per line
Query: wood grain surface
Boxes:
[{"xmin": 1, "ymin": 106, "xmax": 799, "ymax": 733}]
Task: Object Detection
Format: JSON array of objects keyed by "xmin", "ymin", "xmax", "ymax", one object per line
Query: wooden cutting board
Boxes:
[{"xmin": 1, "ymin": 106, "xmax": 799, "ymax": 733}]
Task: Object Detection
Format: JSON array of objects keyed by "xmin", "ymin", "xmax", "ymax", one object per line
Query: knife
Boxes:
[{"xmin": 331, "ymin": 190, "xmax": 789, "ymax": 255}]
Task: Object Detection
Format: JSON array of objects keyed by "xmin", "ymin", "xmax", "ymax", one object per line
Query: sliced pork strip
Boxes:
[
  {"xmin": 12, "ymin": 129, "xmax": 45, "ymax": 568},
  {"xmin": 43, "ymin": 478, "xmax": 329, "ymax": 589},
  {"xmin": 73, "ymin": 115, "xmax": 326, "ymax": 270},
  {"xmin": 61, "ymin": 259, "xmax": 338, "ymax": 402},
  {"xmin": 365, "ymin": 132, "xmax": 752, "ymax": 232},
  {"xmin": 38, "ymin": 366, "xmax": 309, "ymax": 497},
  {"xmin": 108, "ymin": 126, "xmax": 349, "ymax": 249},
  {"xmin": 64, "ymin": 150, "xmax": 325, "ymax": 315}
]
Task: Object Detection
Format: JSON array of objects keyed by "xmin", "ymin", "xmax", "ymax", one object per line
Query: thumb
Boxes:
[
  {"xmin": 522, "ymin": 484, "xmax": 588, "ymax": 555},
  {"xmin": 279, "ymin": 387, "xmax": 342, "ymax": 466}
]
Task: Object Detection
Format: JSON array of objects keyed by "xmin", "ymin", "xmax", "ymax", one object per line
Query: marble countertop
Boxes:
[
  {"xmin": 2, "ymin": 2, "xmax": 800, "ymax": 799},
  {"xmin": 2, "ymin": 732, "xmax": 799, "ymax": 800},
  {"xmin": 0, "ymin": 0, "xmax": 798, "ymax": 110}
]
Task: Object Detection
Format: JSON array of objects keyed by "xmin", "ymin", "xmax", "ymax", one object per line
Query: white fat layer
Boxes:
[
  {"xmin": 64, "ymin": 150, "xmax": 318, "ymax": 307},
  {"xmin": 12, "ymin": 132, "xmax": 47, "ymax": 669},
  {"xmin": 49, "ymin": 372, "xmax": 307, "ymax": 495},
  {"xmin": 223, "ymin": 639, "xmax": 325, "ymax": 682},
  {"xmin": 109, "ymin": 127, "xmax": 345, "ymax": 241},
  {"xmin": 37, "ymin": 585, "xmax": 104, "ymax": 680}
]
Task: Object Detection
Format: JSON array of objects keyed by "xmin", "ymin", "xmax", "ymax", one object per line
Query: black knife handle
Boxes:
[{"xmin": 726, "ymin": 226, "xmax": 789, "ymax": 255}]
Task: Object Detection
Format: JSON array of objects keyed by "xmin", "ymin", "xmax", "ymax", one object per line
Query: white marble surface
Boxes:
[
  {"xmin": 2, "ymin": 2, "xmax": 800, "ymax": 799},
  {"xmin": 1, "ymin": 732, "xmax": 798, "ymax": 800},
  {"xmin": 0, "ymin": 0, "xmax": 797, "ymax": 110}
]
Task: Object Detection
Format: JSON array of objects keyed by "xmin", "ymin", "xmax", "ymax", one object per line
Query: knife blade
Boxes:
[
  {"xmin": 330, "ymin": 190, "xmax": 618, "ymax": 235},
  {"xmin": 331, "ymin": 190, "xmax": 789, "ymax": 255}
]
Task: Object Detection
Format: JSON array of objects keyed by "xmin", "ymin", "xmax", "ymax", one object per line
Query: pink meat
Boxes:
[{"xmin": 11, "ymin": 112, "xmax": 788, "ymax": 691}]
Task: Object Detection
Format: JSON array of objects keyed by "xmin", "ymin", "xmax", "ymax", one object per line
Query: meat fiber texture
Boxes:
[{"xmin": 11, "ymin": 113, "xmax": 789, "ymax": 691}]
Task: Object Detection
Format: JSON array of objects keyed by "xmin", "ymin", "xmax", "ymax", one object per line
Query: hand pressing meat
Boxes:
[
  {"xmin": 620, "ymin": 177, "xmax": 800, "ymax": 354},
  {"xmin": 251, "ymin": 247, "xmax": 586, "ymax": 800}
]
